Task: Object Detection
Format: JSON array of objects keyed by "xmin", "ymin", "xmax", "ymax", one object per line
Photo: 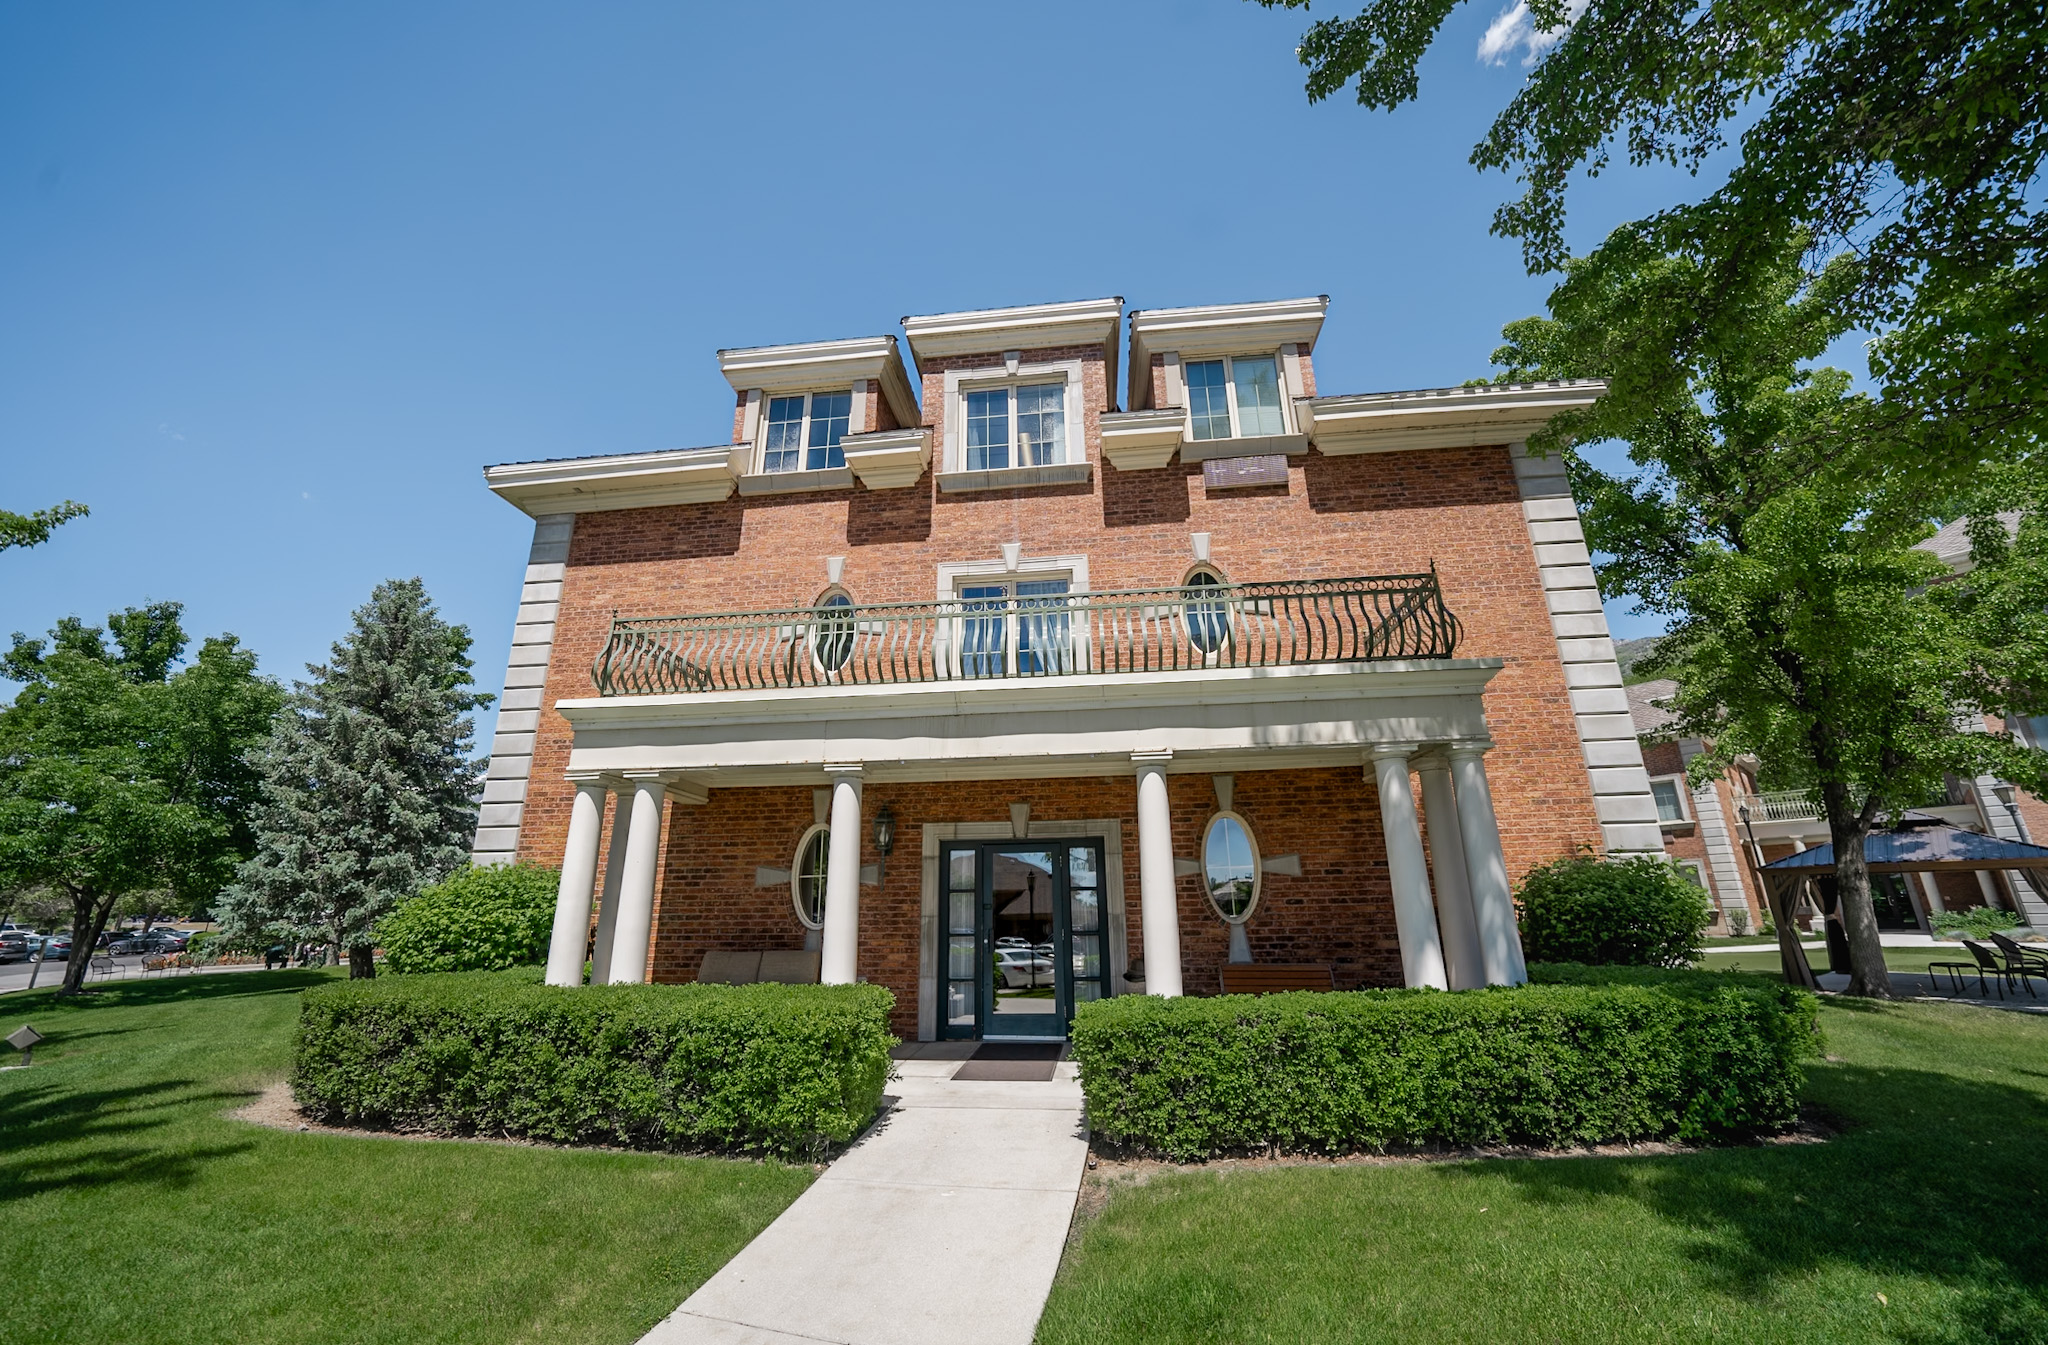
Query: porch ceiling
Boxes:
[{"xmin": 556, "ymin": 657, "xmax": 1504, "ymax": 786}]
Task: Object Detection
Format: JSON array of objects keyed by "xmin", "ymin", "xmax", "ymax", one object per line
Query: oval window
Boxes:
[
  {"xmin": 1202, "ymin": 812, "xmax": 1259, "ymax": 922},
  {"xmin": 792, "ymin": 825, "xmax": 830, "ymax": 929},
  {"xmin": 1184, "ymin": 571, "xmax": 1229, "ymax": 653},
  {"xmin": 813, "ymin": 592, "xmax": 855, "ymax": 671}
]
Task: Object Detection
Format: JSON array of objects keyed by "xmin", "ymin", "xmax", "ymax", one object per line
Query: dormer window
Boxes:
[
  {"xmin": 763, "ymin": 391, "xmax": 853, "ymax": 474},
  {"xmin": 965, "ymin": 382, "xmax": 1067, "ymax": 470},
  {"xmin": 1185, "ymin": 355, "xmax": 1286, "ymax": 440}
]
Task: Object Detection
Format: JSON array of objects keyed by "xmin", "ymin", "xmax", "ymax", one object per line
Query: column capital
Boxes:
[
  {"xmin": 822, "ymin": 762, "xmax": 864, "ymax": 779},
  {"xmin": 622, "ymin": 770, "xmax": 667, "ymax": 784},
  {"xmin": 1445, "ymin": 738, "xmax": 1496, "ymax": 761},
  {"xmin": 564, "ymin": 771, "xmax": 609, "ymax": 788},
  {"xmin": 1367, "ymin": 742, "xmax": 1420, "ymax": 763},
  {"xmin": 1130, "ymin": 749, "xmax": 1174, "ymax": 768}
]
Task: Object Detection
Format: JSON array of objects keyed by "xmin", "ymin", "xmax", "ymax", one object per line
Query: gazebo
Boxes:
[{"xmin": 1758, "ymin": 815, "xmax": 2048, "ymax": 988}]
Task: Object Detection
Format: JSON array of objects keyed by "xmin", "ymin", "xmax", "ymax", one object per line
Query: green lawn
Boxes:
[
  {"xmin": 0, "ymin": 970, "xmax": 812, "ymax": 1345},
  {"xmin": 1039, "ymin": 995, "xmax": 2048, "ymax": 1344}
]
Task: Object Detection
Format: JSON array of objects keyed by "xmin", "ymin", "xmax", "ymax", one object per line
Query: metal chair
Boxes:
[
  {"xmin": 1988, "ymin": 932, "xmax": 2048, "ymax": 997},
  {"xmin": 1928, "ymin": 955, "xmax": 1989, "ymax": 997},
  {"xmin": 1961, "ymin": 941, "xmax": 2011, "ymax": 999}
]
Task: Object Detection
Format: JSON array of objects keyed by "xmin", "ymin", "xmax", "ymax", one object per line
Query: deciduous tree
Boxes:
[{"xmin": 0, "ymin": 603, "xmax": 281, "ymax": 993}]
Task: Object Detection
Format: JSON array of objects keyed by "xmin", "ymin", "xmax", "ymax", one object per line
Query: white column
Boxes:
[
  {"xmin": 1417, "ymin": 756, "xmax": 1484, "ymax": 991},
  {"xmin": 606, "ymin": 775, "xmax": 666, "ymax": 984},
  {"xmin": 820, "ymin": 766, "xmax": 864, "ymax": 985},
  {"xmin": 590, "ymin": 788, "xmax": 633, "ymax": 985},
  {"xmin": 544, "ymin": 779, "xmax": 607, "ymax": 987},
  {"xmin": 1370, "ymin": 747, "xmax": 1449, "ymax": 991},
  {"xmin": 1917, "ymin": 871, "xmax": 1946, "ymax": 916},
  {"xmin": 1448, "ymin": 742, "xmax": 1527, "ymax": 985},
  {"xmin": 1134, "ymin": 753, "xmax": 1183, "ymax": 997}
]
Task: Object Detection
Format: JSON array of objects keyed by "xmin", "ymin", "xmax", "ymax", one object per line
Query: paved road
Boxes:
[{"xmin": 0, "ymin": 956, "xmax": 275, "ymax": 995}]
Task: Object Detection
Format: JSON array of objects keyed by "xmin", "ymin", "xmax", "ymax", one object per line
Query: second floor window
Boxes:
[
  {"xmin": 1650, "ymin": 778, "xmax": 1688, "ymax": 823},
  {"xmin": 1185, "ymin": 354, "xmax": 1286, "ymax": 440},
  {"xmin": 763, "ymin": 391, "xmax": 854, "ymax": 473},
  {"xmin": 964, "ymin": 382, "xmax": 1066, "ymax": 470}
]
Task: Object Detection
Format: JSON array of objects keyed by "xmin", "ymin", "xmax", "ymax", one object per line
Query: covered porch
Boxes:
[{"xmin": 537, "ymin": 573, "xmax": 1535, "ymax": 1038}]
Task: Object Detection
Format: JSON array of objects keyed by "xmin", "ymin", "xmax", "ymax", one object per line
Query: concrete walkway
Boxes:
[{"xmin": 644, "ymin": 1044, "xmax": 1088, "ymax": 1345}]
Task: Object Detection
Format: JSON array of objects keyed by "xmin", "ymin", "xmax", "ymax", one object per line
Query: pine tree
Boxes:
[{"xmin": 222, "ymin": 578, "xmax": 489, "ymax": 977}]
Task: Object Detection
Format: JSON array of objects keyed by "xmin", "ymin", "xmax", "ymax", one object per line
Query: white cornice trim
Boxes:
[
  {"xmin": 716, "ymin": 335, "xmax": 919, "ymax": 428},
  {"xmin": 1128, "ymin": 297, "xmax": 1328, "ymax": 409},
  {"xmin": 484, "ymin": 446, "xmax": 743, "ymax": 516},
  {"xmin": 1098, "ymin": 408, "xmax": 1185, "ymax": 472},
  {"xmin": 1303, "ymin": 381, "xmax": 1606, "ymax": 456},
  {"xmin": 560, "ymin": 658, "xmax": 1506, "ymax": 730},
  {"xmin": 901, "ymin": 297, "xmax": 1123, "ymax": 389},
  {"xmin": 841, "ymin": 427, "xmax": 933, "ymax": 491}
]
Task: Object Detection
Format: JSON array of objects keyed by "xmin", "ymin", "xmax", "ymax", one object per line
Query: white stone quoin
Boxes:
[{"xmin": 472, "ymin": 512, "xmax": 573, "ymax": 865}]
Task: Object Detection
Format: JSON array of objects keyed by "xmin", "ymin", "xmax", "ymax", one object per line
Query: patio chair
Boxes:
[
  {"xmin": 1960, "ymin": 941, "xmax": 2010, "ymax": 1000},
  {"xmin": 1927, "ymin": 954, "xmax": 1988, "ymax": 997},
  {"xmin": 1988, "ymin": 932, "xmax": 2048, "ymax": 997}
]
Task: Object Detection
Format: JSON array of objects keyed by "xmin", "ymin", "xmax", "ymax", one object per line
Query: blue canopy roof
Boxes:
[{"xmin": 1761, "ymin": 815, "xmax": 2048, "ymax": 872}]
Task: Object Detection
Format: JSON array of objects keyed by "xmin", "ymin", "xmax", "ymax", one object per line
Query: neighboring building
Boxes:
[
  {"xmin": 471, "ymin": 295, "xmax": 1667, "ymax": 1042},
  {"xmin": 1628, "ymin": 538, "xmax": 2048, "ymax": 938}
]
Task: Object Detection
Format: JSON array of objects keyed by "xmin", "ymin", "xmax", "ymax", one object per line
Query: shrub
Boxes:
[
  {"xmin": 1518, "ymin": 853, "xmax": 1713, "ymax": 967},
  {"xmin": 1932, "ymin": 907, "xmax": 2022, "ymax": 940},
  {"xmin": 1069, "ymin": 966, "xmax": 1818, "ymax": 1160},
  {"xmin": 376, "ymin": 863, "xmax": 561, "ymax": 974},
  {"xmin": 293, "ymin": 969, "xmax": 895, "ymax": 1158}
]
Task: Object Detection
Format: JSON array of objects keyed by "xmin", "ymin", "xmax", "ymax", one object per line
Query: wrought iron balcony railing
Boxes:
[{"xmin": 592, "ymin": 571, "xmax": 1463, "ymax": 696}]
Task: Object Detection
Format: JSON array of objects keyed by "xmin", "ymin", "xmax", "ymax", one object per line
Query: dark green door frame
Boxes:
[{"xmin": 938, "ymin": 838, "xmax": 1106, "ymax": 1041}]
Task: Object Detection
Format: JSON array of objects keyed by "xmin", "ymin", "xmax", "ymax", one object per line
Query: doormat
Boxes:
[{"xmin": 952, "ymin": 1041, "xmax": 1062, "ymax": 1081}]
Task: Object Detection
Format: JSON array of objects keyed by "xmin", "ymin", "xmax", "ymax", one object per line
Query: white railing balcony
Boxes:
[{"xmin": 1738, "ymin": 791, "xmax": 1824, "ymax": 823}]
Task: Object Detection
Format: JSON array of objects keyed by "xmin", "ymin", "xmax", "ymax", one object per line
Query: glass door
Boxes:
[
  {"xmin": 939, "ymin": 838, "xmax": 1106, "ymax": 1040},
  {"xmin": 956, "ymin": 580, "xmax": 1074, "ymax": 678}
]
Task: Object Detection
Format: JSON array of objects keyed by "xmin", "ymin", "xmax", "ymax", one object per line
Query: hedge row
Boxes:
[
  {"xmin": 1070, "ymin": 964, "xmax": 1819, "ymax": 1159},
  {"xmin": 293, "ymin": 970, "xmax": 896, "ymax": 1158}
]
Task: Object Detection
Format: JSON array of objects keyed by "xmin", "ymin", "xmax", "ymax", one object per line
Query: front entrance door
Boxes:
[{"xmin": 939, "ymin": 839, "xmax": 1106, "ymax": 1040}]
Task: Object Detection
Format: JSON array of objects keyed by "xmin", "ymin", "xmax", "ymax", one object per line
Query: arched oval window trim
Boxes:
[
  {"xmin": 1182, "ymin": 565, "xmax": 1231, "ymax": 655},
  {"xmin": 810, "ymin": 588, "xmax": 856, "ymax": 673},
  {"xmin": 790, "ymin": 823, "xmax": 831, "ymax": 929},
  {"xmin": 1201, "ymin": 809, "xmax": 1261, "ymax": 924}
]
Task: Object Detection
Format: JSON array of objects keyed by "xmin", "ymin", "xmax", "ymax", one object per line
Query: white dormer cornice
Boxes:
[
  {"xmin": 717, "ymin": 335, "xmax": 920, "ymax": 428},
  {"xmin": 1128, "ymin": 296, "xmax": 1328, "ymax": 409},
  {"xmin": 1300, "ymin": 380, "xmax": 1606, "ymax": 455},
  {"xmin": 485, "ymin": 445, "xmax": 745, "ymax": 517},
  {"xmin": 901, "ymin": 297, "xmax": 1123, "ymax": 393}
]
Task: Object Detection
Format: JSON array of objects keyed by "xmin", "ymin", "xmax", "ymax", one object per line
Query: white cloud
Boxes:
[{"xmin": 1478, "ymin": 0, "xmax": 1587, "ymax": 66}]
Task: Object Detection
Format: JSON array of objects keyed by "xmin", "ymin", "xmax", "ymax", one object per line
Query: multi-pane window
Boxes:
[
  {"xmin": 762, "ymin": 391, "xmax": 854, "ymax": 473},
  {"xmin": 963, "ymin": 382, "xmax": 1065, "ymax": 470},
  {"xmin": 1650, "ymin": 778, "xmax": 1688, "ymax": 823},
  {"xmin": 1183, "ymin": 354, "xmax": 1286, "ymax": 440},
  {"xmin": 958, "ymin": 579, "xmax": 1073, "ymax": 677}
]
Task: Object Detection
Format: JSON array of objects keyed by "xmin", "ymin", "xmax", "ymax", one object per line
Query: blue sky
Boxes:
[{"xmin": 3, "ymin": 0, "xmax": 1757, "ymax": 736}]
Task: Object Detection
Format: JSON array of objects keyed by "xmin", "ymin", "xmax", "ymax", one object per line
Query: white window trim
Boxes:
[
  {"xmin": 1201, "ymin": 809, "xmax": 1262, "ymax": 924},
  {"xmin": 942, "ymin": 358, "xmax": 1084, "ymax": 473},
  {"xmin": 1675, "ymin": 858, "xmax": 1712, "ymax": 895},
  {"xmin": 1182, "ymin": 350, "xmax": 1293, "ymax": 441},
  {"xmin": 791, "ymin": 822, "xmax": 830, "ymax": 929},
  {"xmin": 1649, "ymin": 774, "xmax": 1693, "ymax": 824},
  {"xmin": 757, "ymin": 386, "xmax": 858, "ymax": 475}
]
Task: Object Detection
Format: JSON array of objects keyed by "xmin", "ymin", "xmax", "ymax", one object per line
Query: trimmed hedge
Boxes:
[
  {"xmin": 294, "ymin": 969, "xmax": 896, "ymax": 1158},
  {"xmin": 1070, "ymin": 965, "xmax": 1818, "ymax": 1159}
]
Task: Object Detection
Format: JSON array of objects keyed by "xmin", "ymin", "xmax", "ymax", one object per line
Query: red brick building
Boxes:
[{"xmin": 471, "ymin": 297, "xmax": 1664, "ymax": 1041}]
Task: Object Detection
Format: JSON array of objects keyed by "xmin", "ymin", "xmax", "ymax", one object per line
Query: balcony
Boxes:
[
  {"xmin": 1737, "ymin": 790, "xmax": 1825, "ymax": 824},
  {"xmin": 592, "ymin": 572, "xmax": 1462, "ymax": 697}
]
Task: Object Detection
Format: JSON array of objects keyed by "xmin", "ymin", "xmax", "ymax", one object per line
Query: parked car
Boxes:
[
  {"xmin": 995, "ymin": 947, "xmax": 1052, "ymax": 989},
  {"xmin": 0, "ymin": 933, "xmax": 30, "ymax": 964},
  {"xmin": 109, "ymin": 930, "xmax": 185, "ymax": 956},
  {"xmin": 994, "ymin": 936, "xmax": 1032, "ymax": 950},
  {"xmin": 32, "ymin": 935, "xmax": 71, "ymax": 961}
]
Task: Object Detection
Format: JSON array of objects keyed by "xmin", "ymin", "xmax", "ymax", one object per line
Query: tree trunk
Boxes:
[
  {"xmin": 347, "ymin": 944, "xmax": 375, "ymax": 979},
  {"xmin": 1825, "ymin": 798, "xmax": 1893, "ymax": 998},
  {"xmin": 57, "ymin": 890, "xmax": 119, "ymax": 995}
]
